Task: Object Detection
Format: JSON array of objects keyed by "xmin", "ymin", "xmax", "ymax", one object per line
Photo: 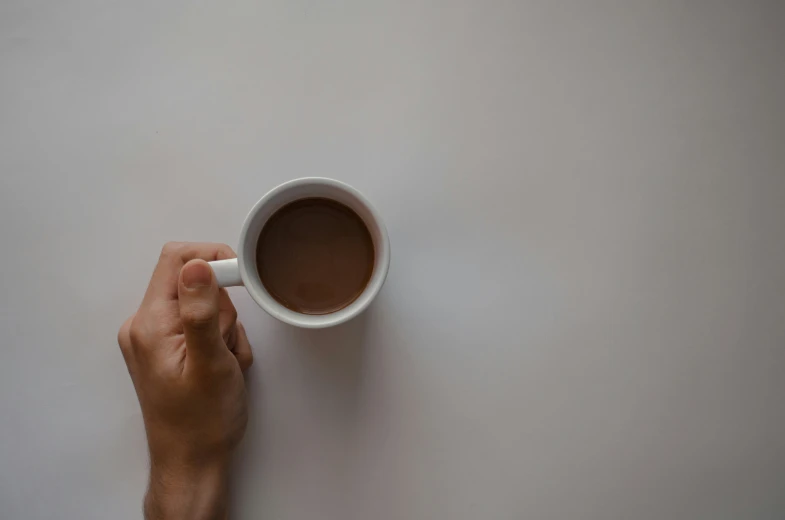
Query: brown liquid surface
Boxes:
[{"xmin": 255, "ymin": 198, "xmax": 375, "ymax": 314}]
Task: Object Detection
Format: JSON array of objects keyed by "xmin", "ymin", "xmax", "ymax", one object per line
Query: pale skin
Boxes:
[{"xmin": 118, "ymin": 242, "xmax": 253, "ymax": 520}]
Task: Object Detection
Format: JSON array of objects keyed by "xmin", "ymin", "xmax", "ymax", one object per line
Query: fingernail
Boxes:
[{"xmin": 182, "ymin": 260, "xmax": 213, "ymax": 289}]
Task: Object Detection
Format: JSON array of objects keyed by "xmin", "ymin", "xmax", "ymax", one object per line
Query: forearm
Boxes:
[{"xmin": 145, "ymin": 457, "xmax": 230, "ymax": 520}]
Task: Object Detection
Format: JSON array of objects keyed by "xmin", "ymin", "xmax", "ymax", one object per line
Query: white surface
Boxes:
[
  {"xmin": 1, "ymin": 1, "xmax": 784, "ymax": 519},
  {"xmin": 211, "ymin": 177, "xmax": 391, "ymax": 328}
]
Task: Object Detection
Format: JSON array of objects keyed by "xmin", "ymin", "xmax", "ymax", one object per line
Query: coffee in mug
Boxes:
[
  {"xmin": 207, "ymin": 178, "xmax": 390, "ymax": 329},
  {"xmin": 255, "ymin": 198, "xmax": 375, "ymax": 315}
]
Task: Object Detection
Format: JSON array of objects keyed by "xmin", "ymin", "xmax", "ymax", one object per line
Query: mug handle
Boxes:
[{"xmin": 208, "ymin": 258, "xmax": 243, "ymax": 287}]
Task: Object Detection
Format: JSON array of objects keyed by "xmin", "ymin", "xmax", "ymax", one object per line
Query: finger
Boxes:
[
  {"xmin": 178, "ymin": 259, "xmax": 224, "ymax": 363},
  {"xmin": 224, "ymin": 322, "xmax": 238, "ymax": 352},
  {"xmin": 117, "ymin": 314, "xmax": 135, "ymax": 364},
  {"xmin": 218, "ymin": 288, "xmax": 238, "ymax": 343},
  {"xmin": 144, "ymin": 242, "xmax": 236, "ymax": 304},
  {"xmin": 233, "ymin": 321, "xmax": 254, "ymax": 371}
]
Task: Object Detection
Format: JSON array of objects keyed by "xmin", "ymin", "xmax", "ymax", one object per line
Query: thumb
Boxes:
[{"xmin": 178, "ymin": 259, "xmax": 224, "ymax": 361}]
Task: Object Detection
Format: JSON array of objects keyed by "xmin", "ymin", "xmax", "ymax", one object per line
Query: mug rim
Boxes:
[{"xmin": 236, "ymin": 177, "xmax": 390, "ymax": 328}]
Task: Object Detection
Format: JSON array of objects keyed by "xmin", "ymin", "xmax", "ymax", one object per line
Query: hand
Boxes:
[{"xmin": 118, "ymin": 242, "xmax": 254, "ymax": 520}]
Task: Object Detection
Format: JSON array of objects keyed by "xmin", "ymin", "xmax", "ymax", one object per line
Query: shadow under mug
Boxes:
[{"xmin": 208, "ymin": 177, "xmax": 390, "ymax": 329}]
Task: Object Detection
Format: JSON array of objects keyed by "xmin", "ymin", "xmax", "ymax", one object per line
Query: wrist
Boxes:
[{"xmin": 145, "ymin": 456, "xmax": 230, "ymax": 520}]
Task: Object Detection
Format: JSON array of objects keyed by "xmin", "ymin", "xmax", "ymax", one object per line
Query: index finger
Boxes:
[{"xmin": 142, "ymin": 242, "xmax": 237, "ymax": 304}]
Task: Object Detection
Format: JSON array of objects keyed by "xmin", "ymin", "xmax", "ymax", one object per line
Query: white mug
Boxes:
[{"xmin": 208, "ymin": 177, "xmax": 390, "ymax": 329}]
